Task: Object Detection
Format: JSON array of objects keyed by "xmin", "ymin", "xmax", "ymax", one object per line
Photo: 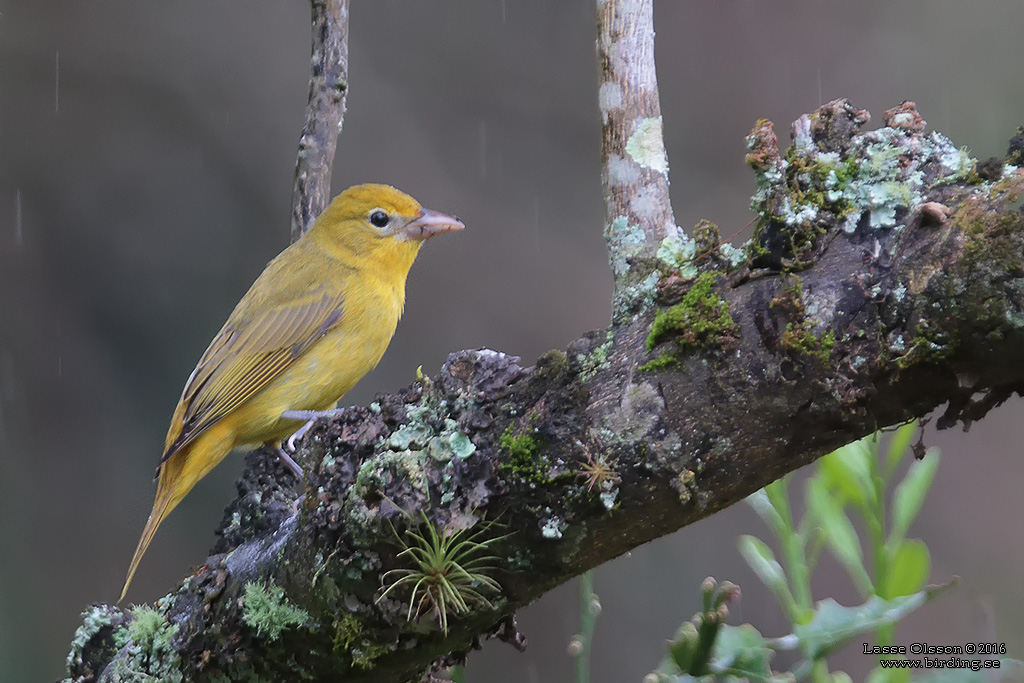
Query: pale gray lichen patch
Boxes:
[
  {"xmin": 540, "ymin": 512, "xmax": 566, "ymax": 539},
  {"xmin": 792, "ymin": 114, "xmax": 814, "ymax": 152},
  {"xmin": 606, "ymin": 216, "xmax": 646, "ymax": 280},
  {"xmin": 577, "ymin": 330, "xmax": 615, "ymax": 381},
  {"xmin": 598, "ymin": 82, "xmax": 623, "ymax": 123},
  {"xmin": 625, "ymin": 117, "xmax": 668, "ymax": 174},
  {"xmin": 836, "ymin": 128, "xmax": 971, "ymax": 233},
  {"xmin": 631, "ymin": 182, "xmax": 666, "ymax": 223},
  {"xmin": 65, "ymin": 605, "xmax": 116, "ymax": 673},
  {"xmin": 657, "ymin": 232, "xmax": 698, "ymax": 278},
  {"xmin": 892, "ymin": 282, "xmax": 908, "ymax": 303},
  {"xmin": 600, "ymin": 381, "xmax": 664, "ymax": 445},
  {"xmin": 1005, "ymin": 308, "xmax": 1024, "ymax": 330},
  {"xmin": 606, "ymin": 154, "xmax": 641, "ymax": 187},
  {"xmin": 780, "ymin": 197, "xmax": 820, "ymax": 227},
  {"xmin": 803, "ymin": 286, "xmax": 840, "ymax": 329},
  {"xmin": 613, "ymin": 270, "xmax": 660, "ymax": 322},
  {"xmin": 719, "ymin": 242, "xmax": 748, "ymax": 269}
]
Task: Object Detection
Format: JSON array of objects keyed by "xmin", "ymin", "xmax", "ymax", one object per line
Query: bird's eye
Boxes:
[{"xmin": 369, "ymin": 210, "xmax": 390, "ymax": 228}]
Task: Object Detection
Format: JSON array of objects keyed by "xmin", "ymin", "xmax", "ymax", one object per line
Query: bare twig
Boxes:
[
  {"xmin": 596, "ymin": 0, "xmax": 676, "ymax": 314},
  {"xmin": 290, "ymin": 0, "xmax": 350, "ymax": 241}
]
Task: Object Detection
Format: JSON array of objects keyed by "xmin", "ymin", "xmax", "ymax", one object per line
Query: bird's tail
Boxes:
[
  {"xmin": 119, "ymin": 451, "xmax": 191, "ymax": 603},
  {"xmin": 120, "ymin": 424, "xmax": 236, "ymax": 602}
]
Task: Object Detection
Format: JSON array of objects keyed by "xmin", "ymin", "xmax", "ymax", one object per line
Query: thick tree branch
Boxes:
[
  {"xmin": 290, "ymin": 0, "xmax": 349, "ymax": 240},
  {"xmin": 65, "ymin": 100, "xmax": 1024, "ymax": 682}
]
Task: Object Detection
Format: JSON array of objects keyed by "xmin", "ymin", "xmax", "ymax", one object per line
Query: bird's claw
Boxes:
[
  {"xmin": 275, "ymin": 446, "xmax": 305, "ymax": 481},
  {"xmin": 281, "ymin": 408, "xmax": 347, "ymax": 452}
]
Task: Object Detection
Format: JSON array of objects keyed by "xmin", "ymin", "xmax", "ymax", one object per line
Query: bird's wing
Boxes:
[{"xmin": 161, "ymin": 286, "xmax": 346, "ymax": 462}]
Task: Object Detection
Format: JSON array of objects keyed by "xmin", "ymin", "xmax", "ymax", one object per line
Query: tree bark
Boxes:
[
  {"xmin": 290, "ymin": 0, "xmax": 349, "ymax": 241},
  {"xmin": 62, "ymin": 0, "xmax": 1024, "ymax": 681}
]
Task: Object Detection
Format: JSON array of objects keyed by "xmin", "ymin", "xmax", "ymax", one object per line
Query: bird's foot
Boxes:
[{"xmin": 281, "ymin": 408, "xmax": 347, "ymax": 452}]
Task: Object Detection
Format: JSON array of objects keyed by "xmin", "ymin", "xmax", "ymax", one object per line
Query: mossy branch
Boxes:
[{"xmin": 66, "ymin": 103, "xmax": 1024, "ymax": 682}]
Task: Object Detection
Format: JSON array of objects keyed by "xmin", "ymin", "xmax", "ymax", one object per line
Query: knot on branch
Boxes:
[{"xmin": 747, "ymin": 99, "xmax": 974, "ymax": 271}]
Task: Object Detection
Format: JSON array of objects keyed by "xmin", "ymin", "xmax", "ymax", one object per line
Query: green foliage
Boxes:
[
  {"xmin": 242, "ymin": 581, "xmax": 309, "ymax": 641},
  {"xmin": 378, "ymin": 514, "xmax": 503, "ymax": 634},
  {"xmin": 648, "ymin": 423, "xmax": 1021, "ymax": 682},
  {"xmin": 743, "ymin": 424, "xmax": 947, "ymax": 680},
  {"xmin": 650, "ymin": 578, "xmax": 784, "ymax": 681}
]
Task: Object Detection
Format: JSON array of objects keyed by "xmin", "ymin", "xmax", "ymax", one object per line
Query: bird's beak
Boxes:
[{"xmin": 400, "ymin": 208, "xmax": 465, "ymax": 241}]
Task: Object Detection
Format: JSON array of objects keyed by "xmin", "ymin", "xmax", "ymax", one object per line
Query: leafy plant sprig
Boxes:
[{"xmin": 377, "ymin": 513, "xmax": 504, "ymax": 634}]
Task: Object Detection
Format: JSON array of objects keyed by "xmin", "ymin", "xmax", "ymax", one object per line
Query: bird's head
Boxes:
[{"xmin": 308, "ymin": 184, "xmax": 464, "ymax": 269}]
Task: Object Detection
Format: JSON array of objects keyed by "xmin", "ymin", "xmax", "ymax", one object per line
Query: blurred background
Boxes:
[{"xmin": 3, "ymin": 1, "xmax": 1023, "ymax": 681}]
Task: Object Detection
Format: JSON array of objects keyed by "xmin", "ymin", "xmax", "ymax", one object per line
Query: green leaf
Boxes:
[
  {"xmin": 795, "ymin": 585, "xmax": 952, "ymax": 661},
  {"xmin": 820, "ymin": 438, "xmax": 874, "ymax": 509},
  {"xmin": 667, "ymin": 622, "xmax": 699, "ymax": 673},
  {"xmin": 805, "ymin": 477, "xmax": 873, "ymax": 595},
  {"xmin": 799, "ymin": 599, "xmax": 899, "ymax": 660},
  {"xmin": 881, "ymin": 539, "xmax": 930, "ymax": 599},
  {"xmin": 707, "ymin": 624, "xmax": 774, "ymax": 680},
  {"xmin": 746, "ymin": 489, "xmax": 786, "ymax": 539},
  {"xmin": 884, "ymin": 421, "xmax": 917, "ymax": 477},
  {"xmin": 889, "ymin": 451, "xmax": 940, "ymax": 549},
  {"xmin": 738, "ymin": 535, "xmax": 796, "ymax": 617},
  {"xmin": 764, "ymin": 478, "xmax": 793, "ymax": 530}
]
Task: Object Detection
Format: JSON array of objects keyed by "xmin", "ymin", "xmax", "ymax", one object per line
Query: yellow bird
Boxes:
[{"xmin": 120, "ymin": 184, "xmax": 464, "ymax": 601}]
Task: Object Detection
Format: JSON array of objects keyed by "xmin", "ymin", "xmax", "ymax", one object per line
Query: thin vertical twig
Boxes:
[
  {"xmin": 290, "ymin": 0, "xmax": 350, "ymax": 242},
  {"xmin": 596, "ymin": 0, "xmax": 676, "ymax": 313}
]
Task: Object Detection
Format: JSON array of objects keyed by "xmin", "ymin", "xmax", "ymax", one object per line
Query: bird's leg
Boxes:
[
  {"xmin": 274, "ymin": 444, "xmax": 305, "ymax": 481},
  {"xmin": 281, "ymin": 408, "xmax": 347, "ymax": 452}
]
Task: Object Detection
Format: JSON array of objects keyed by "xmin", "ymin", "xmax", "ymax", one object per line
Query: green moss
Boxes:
[
  {"xmin": 894, "ymin": 334, "xmax": 954, "ymax": 371},
  {"xmin": 127, "ymin": 606, "xmax": 168, "ymax": 656},
  {"xmin": 498, "ymin": 422, "xmax": 547, "ymax": 483},
  {"xmin": 891, "ymin": 319, "xmax": 957, "ymax": 371},
  {"xmin": 642, "ymin": 272, "xmax": 738, "ymax": 369},
  {"xmin": 771, "ymin": 276, "xmax": 835, "ymax": 363},
  {"xmin": 693, "ymin": 219, "xmax": 722, "ymax": 256},
  {"xmin": 332, "ymin": 613, "xmax": 388, "ymax": 669},
  {"xmin": 956, "ymin": 191, "xmax": 1024, "ymax": 277},
  {"xmin": 781, "ymin": 323, "xmax": 836, "ymax": 363},
  {"xmin": 242, "ymin": 581, "xmax": 309, "ymax": 641},
  {"xmin": 638, "ymin": 352, "xmax": 680, "ymax": 373}
]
